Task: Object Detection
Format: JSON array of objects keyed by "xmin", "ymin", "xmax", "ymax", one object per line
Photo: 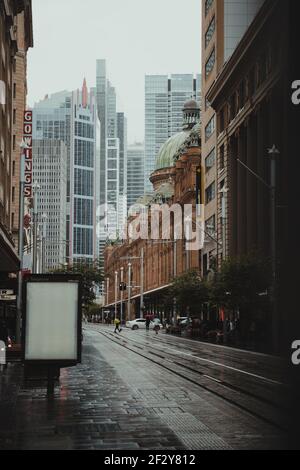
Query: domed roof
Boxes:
[
  {"xmin": 155, "ymin": 130, "xmax": 189, "ymax": 170},
  {"xmin": 183, "ymin": 99, "xmax": 199, "ymax": 109}
]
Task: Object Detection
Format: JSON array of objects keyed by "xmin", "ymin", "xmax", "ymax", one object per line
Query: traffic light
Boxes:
[{"xmin": 119, "ymin": 282, "xmax": 127, "ymax": 291}]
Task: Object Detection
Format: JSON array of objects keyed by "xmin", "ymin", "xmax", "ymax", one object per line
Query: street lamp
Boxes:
[
  {"xmin": 121, "ymin": 248, "xmax": 144, "ymax": 318},
  {"xmin": 106, "ymin": 277, "xmax": 110, "ymax": 308},
  {"xmin": 120, "ymin": 266, "xmax": 124, "ymax": 326},
  {"xmin": 237, "ymin": 144, "xmax": 280, "ymax": 352},
  {"xmin": 114, "ymin": 271, "xmax": 118, "ymax": 320},
  {"xmin": 127, "ymin": 263, "xmax": 132, "ymax": 321}
]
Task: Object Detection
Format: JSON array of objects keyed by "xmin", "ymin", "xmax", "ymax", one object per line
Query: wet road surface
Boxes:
[{"xmin": 0, "ymin": 325, "xmax": 288, "ymax": 450}]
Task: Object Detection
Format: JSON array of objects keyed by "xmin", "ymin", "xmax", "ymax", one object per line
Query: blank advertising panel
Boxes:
[{"xmin": 25, "ymin": 281, "xmax": 79, "ymax": 361}]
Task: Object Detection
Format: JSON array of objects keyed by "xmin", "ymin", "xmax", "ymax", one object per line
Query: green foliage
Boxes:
[
  {"xmin": 52, "ymin": 259, "xmax": 104, "ymax": 310},
  {"xmin": 209, "ymin": 255, "xmax": 271, "ymax": 311},
  {"xmin": 169, "ymin": 270, "xmax": 210, "ymax": 316}
]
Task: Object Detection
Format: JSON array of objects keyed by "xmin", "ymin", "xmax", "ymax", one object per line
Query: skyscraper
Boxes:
[
  {"xmin": 32, "ymin": 81, "xmax": 98, "ymax": 265},
  {"xmin": 144, "ymin": 74, "xmax": 201, "ymax": 192},
  {"xmin": 32, "ymin": 139, "xmax": 67, "ymax": 271},
  {"xmin": 96, "ymin": 60, "xmax": 127, "ymax": 252},
  {"xmin": 127, "ymin": 143, "xmax": 145, "ymax": 211}
]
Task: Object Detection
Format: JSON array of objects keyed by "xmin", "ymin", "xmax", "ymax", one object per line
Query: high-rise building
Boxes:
[
  {"xmin": 201, "ymin": 0, "xmax": 265, "ymax": 275},
  {"xmin": 96, "ymin": 60, "xmax": 127, "ymax": 252},
  {"xmin": 127, "ymin": 143, "xmax": 145, "ymax": 211},
  {"xmin": 117, "ymin": 112, "xmax": 127, "ymax": 197},
  {"xmin": 32, "ymin": 81, "xmax": 98, "ymax": 265},
  {"xmin": 145, "ymin": 74, "xmax": 201, "ymax": 192},
  {"xmin": 32, "ymin": 140, "xmax": 67, "ymax": 271}
]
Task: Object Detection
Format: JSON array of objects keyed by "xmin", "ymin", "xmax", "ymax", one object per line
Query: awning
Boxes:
[
  {"xmin": 131, "ymin": 283, "xmax": 171, "ymax": 300},
  {"xmin": 104, "ymin": 283, "xmax": 171, "ymax": 308}
]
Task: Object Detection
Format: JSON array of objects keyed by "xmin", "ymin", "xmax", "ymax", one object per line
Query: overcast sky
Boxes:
[{"xmin": 27, "ymin": 0, "xmax": 202, "ymax": 143}]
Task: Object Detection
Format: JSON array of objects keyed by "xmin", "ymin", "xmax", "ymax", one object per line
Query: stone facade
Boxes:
[
  {"xmin": 0, "ymin": 0, "xmax": 33, "ymax": 272},
  {"xmin": 104, "ymin": 144, "xmax": 201, "ymax": 321}
]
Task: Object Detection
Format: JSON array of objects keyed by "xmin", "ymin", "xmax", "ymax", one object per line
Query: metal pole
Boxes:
[
  {"xmin": 120, "ymin": 267, "xmax": 124, "ymax": 326},
  {"xmin": 41, "ymin": 214, "xmax": 47, "ymax": 273},
  {"xmin": 140, "ymin": 248, "xmax": 144, "ymax": 319},
  {"xmin": 268, "ymin": 145, "xmax": 279, "ymax": 352},
  {"xmin": 106, "ymin": 277, "xmax": 110, "ymax": 307},
  {"xmin": 32, "ymin": 182, "xmax": 39, "ymax": 274},
  {"xmin": 185, "ymin": 218, "xmax": 190, "ymax": 271},
  {"xmin": 173, "ymin": 239, "xmax": 177, "ymax": 323},
  {"xmin": 128, "ymin": 263, "xmax": 132, "ymax": 321},
  {"xmin": 114, "ymin": 271, "xmax": 118, "ymax": 320},
  {"xmin": 101, "ymin": 281, "xmax": 105, "ymax": 324},
  {"xmin": 16, "ymin": 152, "xmax": 25, "ymax": 344}
]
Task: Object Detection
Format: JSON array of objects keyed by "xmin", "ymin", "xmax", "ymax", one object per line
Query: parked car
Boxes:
[
  {"xmin": 126, "ymin": 318, "xmax": 162, "ymax": 330},
  {"xmin": 177, "ymin": 317, "xmax": 190, "ymax": 326}
]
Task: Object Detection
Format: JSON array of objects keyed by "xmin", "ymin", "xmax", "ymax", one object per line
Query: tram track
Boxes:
[{"xmin": 90, "ymin": 326, "xmax": 290, "ymax": 433}]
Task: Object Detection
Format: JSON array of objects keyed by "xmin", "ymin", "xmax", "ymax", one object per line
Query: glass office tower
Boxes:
[
  {"xmin": 32, "ymin": 84, "xmax": 97, "ymax": 265},
  {"xmin": 145, "ymin": 74, "xmax": 201, "ymax": 192}
]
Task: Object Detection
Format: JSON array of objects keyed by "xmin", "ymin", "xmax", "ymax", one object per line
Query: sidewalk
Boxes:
[{"xmin": 0, "ymin": 344, "xmax": 185, "ymax": 450}]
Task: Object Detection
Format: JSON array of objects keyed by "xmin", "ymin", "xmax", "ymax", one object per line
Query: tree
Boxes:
[
  {"xmin": 209, "ymin": 255, "xmax": 271, "ymax": 314},
  {"xmin": 169, "ymin": 270, "xmax": 210, "ymax": 317},
  {"xmin": 52, "ymin": 259, "xmax": 104, "ymax": 311}
]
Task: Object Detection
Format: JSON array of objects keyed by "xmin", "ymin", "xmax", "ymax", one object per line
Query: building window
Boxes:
[
  {"xmin": 205, "ymin": 214, "xmax": 216, "ymax": 233},
  {"xmin": 205, "ymin": 16, "xmax": 215, "ymax": 48},
  {"xmin": 219, "ymin": 106, "xmax": 226, "ymax": 133},
  {"xmin": 205, "ymin": 148, "xmax": 215, "ymax": 172},
  {"xmin": 205, "ymin": 115, "xmax": 215, "ymax": 141},
  {"xmin": 219, "ymin": 145, "xmax": 225, "ymax": 170},
  {"xmin": 205, "ymin": 0, "xmax": 214, "ymax": 16},
  {"xmin": 13, "ymin": 135, "xmax": 16, "ymax": 150},
  {"xmin": 205, "ymin": 48, "xmax": 215, "ymax": 78},
  {"xmin": 13, "ymin": 109, "xmax": 16, "ymax": 124},
  {"xmin": 229, "ymin": 94, "xmax": 237, "ymax": 121},
  {"xmin": 12, "ymin": 187, "xmax": 15, "ymax": 202},
  {"xmin": 12, "ymin": 161, "xmax": 15, "ymax": 176},
  {"xmin": 205, "ymin": 182, "xmax": 215, "ymax": 204},
  {"xmin": 13, "ymin": 83, "xmax": 16, "ymax": 99}
]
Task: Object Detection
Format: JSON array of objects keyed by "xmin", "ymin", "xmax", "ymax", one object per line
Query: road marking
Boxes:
[
  {"xmin": 153, "ymin": 345, "xmax": 284, "ymax": 386},
  {"xmin": 203, "ymin": 375, "xmax": 222, "ymax": 383},
  {"xmin": 89, "ymin": 326, "xmax": 284, "ymax": 386}
]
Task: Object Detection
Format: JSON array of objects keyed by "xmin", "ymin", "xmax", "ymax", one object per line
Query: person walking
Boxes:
[
  {"xmin": 154, "ymin": 323, "xmax": 160, "ymax": 335},
  {"xmin": 114, "ymin": 317, "xmax": 122, "ymax": 334}
]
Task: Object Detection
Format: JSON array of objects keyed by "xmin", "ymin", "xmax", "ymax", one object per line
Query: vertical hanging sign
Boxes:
[{"xmin": 23, "ymin": 110, "xmax": 33, "ymax": 197}]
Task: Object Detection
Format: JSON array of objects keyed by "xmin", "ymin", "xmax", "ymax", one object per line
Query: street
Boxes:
[{"xmin": 0, "ymin": 325, "xmax": 289, "ymax": 450}]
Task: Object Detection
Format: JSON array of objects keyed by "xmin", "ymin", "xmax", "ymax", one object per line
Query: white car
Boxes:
[{"xmin": 126, "ymin": 318, "xmax": 162, "ymax": 330}]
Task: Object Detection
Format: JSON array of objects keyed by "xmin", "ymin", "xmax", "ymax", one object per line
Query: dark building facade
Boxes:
[{"xmin": 207, "ymin": 0, "xmax": 289, "ymax": 352}]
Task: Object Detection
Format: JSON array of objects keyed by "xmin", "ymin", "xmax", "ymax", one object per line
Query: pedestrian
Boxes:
[
  {"xmin": 145, "ymin": 314, "xmax": 151, "ymax": 331},
  {"xmin": 154, "ymin": 323, "xmax": 160, "ymax": 335},
  {"xmin": 114, "ymin": 317, "xmax": 122, "ymax": 334}
]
